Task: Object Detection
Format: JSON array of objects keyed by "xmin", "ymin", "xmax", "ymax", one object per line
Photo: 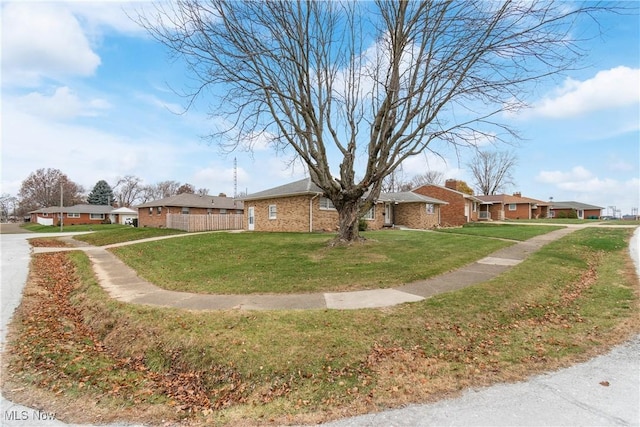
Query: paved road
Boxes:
[{"xmin": 1, "ymin": 225, "xmax": 638, "ymax": 426}]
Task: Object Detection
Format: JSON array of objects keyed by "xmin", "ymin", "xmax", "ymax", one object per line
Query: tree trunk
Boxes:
[{"xmin": 334, "ymin": 198, "xmax": 363, "ymax": 245}]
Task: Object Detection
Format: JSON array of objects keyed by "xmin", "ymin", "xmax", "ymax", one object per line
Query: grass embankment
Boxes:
[
  {"xmin": 110, "ymin": 226, "xmax": 558, "ymax": 294},
  {"xmin": 23, "ymin": 223, "xmax": 128, "ymax": 233},
  {"xmin": 2, "ymin": 226, "xmax": 638, "ymax": 426},
  {"xmin": 74, "ymin": 227, "xmax": 185, "ymax": 246}
]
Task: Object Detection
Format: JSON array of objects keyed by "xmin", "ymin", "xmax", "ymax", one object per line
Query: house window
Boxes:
[
  {"xmin": 90, "ymin": 214, "xmax": 105, "ymax": 220},
  {"xmin": 157, "ymin": 207, "xmax": 162, "ymax": 214},
  {"xmin": 426, "ymin": 203, "xmax": 435, "ymax": 214},
  {"xmin": 67, "ymin": 213, "xmax": 80, "ymax": 218},
  {"xmin": 472, "ymin": 202, "xmax": 477, "ymax": 212},
  {"xmin": 319, "ymin": 197, "xmax": 336, "ymax": 210},
  {"xmin": 508, "ymin": 203, "xmax": 517, "ymax": 211},
  {"xmin": 268, "ymin": 204, "xmax": 277, "ymax": 219},
  {"xmin": 149, "ymin": 207, "xmax": 153, "ymax": 215},
  {"xmin": 182, "ymin": 207, "xmax": 190, "ymax": 214},
  {"xmin": 362, "ymin": 206, "xmax": 375, "ymax": 220}
]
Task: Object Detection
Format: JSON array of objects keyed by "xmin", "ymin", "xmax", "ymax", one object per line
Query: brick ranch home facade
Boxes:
[
  {"xmin": 240, "ymin": 178, "xmax": 447, "ymax": 233},
  {"xmin": 412, "ymin": 179, "xmax": 483, "ymax": 226},
  {"xmin": 475, "ymin": 193, "xmax": 550, "ymax": 220},
  {"xmin": 136, "ymin": 193, "xmax": 244, "ymax": 228},
  {"xmin": 29, "ymin": 204, "xmax": 137, "ymax": 226},
  {"xmin": 548, "ymin": 201, "xmax": 603, "ymax": 219}
]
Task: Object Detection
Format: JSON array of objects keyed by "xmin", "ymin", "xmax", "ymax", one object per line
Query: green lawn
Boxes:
[
  {"xmin": 23, "ymin": 223, "xmax": 128, "ymax": 233},
  {"xmin": 435, "ymin": 222, "xmax": 564, "ymax": 240},
  {"xmin": 74, "ymin": 227, "xmax": 185, "ymax": 246},
  {"xmin": 110, "ymin": 228, "xmax": 535, "ymax": 294}
]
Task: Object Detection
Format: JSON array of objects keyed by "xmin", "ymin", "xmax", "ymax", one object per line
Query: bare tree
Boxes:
[
  {"xmin": 18, "ymin": 168, "xmax": 85, "ymax": 214},
  {"xmin": 0, "ymin": 194, "xmax": 18, "ymax": 221},
  {"xmin": 196, "ymin": 188, "xmax": 210, "ymax": 196},
  {"xmin": 139, "ymin": 1, "xmax": 613, "ymax": 243},
  {"xmin": 381, "ymin": 168, "xmax": 412, "ymax": 192},
  {"xmin": 468, "ymin": 151, "xmax": 517, "ymax": 195},
  {"xmin": 410, "ymin": 171, "xmax": 445, "ymax": 188},
  {"xmin": 141, "ymin": 180, "xmax": 182, "ymax": 202},
  {"xmin": 177, "ymin": 183, "xmax": 196, "ymax": 194},
  {"xmin": 114, "ymin": 175, "xmax": 144, "ymax": 207}
]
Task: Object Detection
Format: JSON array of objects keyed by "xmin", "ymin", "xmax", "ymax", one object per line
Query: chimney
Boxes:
[
  {"xmin": 445, "ymin": 179, "xmax": 458, "ymax": 190},
  {"xmin": 513, "ymin": 192, "xmax": 522, "ymax": 198},
  {"xmin": 218, "ymin": 193, "xmax": 227, "ymax": 197}
]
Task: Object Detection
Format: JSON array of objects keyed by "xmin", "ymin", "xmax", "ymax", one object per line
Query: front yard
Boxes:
[
  {"xmin": 110, "ymin": 230, "xmax": 517, "ymax": 294},
  {"xmin": 2, "ymin": 225, "xmax": 638, "ymax": 426}
]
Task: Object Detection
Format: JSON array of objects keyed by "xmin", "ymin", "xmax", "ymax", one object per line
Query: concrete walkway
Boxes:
[{"xmin": 32, "ymin": 225, "xmax": 582, "ymax": 311}]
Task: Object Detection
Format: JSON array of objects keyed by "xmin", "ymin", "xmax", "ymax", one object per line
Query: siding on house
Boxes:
[
  {"xmin": 412, "ymin": 180, "xmax": 481, "ymax": 226},
  {"xmin": 549, "ymin": 201, "xmax": 603, "ymax": 219},
  {"xmin": 476, "ymin": 193, "xmax": 549, "ymax": 220},
  {"xmin": 29, "ymin": 204, "xmax": 115, "ymax": 226},
  {"xmin": 136, "ymin": 193, "xmax": 244, "ymax": 228}
]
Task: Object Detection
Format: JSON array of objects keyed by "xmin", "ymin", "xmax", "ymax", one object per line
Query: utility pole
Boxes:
[
  {"xmin": 60, "ymin": 182, "xmax": 63, "ymax": 232},
  {"xmin": 233, "ymin": 157, "xmax": 238, "ymax": 198}
]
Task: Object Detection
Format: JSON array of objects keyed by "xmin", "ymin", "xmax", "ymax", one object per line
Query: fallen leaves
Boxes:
[{"xmin": 4, "ymin": 252, "xmax": 254, "ymax": 416}]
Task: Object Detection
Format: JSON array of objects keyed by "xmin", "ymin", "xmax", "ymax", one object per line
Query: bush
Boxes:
[{"xmin": 358, "ymin": 219, "xmax": 368, "ymax": 231}]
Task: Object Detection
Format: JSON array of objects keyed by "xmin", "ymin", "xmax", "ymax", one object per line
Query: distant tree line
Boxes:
[{"xmin": 11, "ymin": 168, "xmax": 210, "ymax": 218}]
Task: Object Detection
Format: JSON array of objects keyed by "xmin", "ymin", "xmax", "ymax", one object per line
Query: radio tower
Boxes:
[{"xmin": 233, "ymin": 157, "xmax": 238, "ymax": 198}]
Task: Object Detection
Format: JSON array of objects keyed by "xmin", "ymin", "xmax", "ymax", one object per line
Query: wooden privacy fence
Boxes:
[{"xmin": 167, "ymin": 213, "xmax": 244, "ymax": 232}]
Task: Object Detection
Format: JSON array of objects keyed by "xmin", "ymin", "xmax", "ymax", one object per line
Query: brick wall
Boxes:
[
  {"xmin": 138, "ymin": 206, "xmax": 237, "ymax": 228},
  {"xmin": 32, "ymin": 213, "xmax": 108, "ymax": 226},
  {"xmin": 246, "ymin": 195, "xmax": 315, "ymax": 232},
  {"xmin": 394, "ymin": 203, "xmax": 439, "ymax": 229},
  {"xmin": 244, "ymin": 196, "xmax": 395, "ymax": 232},
  {"xmin": 414, "ymin": 185, "xmax": 467, "ymax": 226},
  {"xmin": 503, "ymin": 203, "xmax": 530, "ymax": 220}
]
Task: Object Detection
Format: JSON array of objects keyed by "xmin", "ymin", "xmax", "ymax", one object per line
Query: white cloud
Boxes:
[
  {"xmin": 535, "ymin": 166, "xmax": 640, "ymax": 214},
  {"xmin": 1, "ymin": 2, "xmax": 101, "ymax": 86},
  {"xmin": 536, "ymin": 166, "xmax": 594, "ymax": 185},
  {"xmin": 67, "ymin": 1, "xmax": 153, "ymax": 36},
  {"xmin": 531, "ymin": 67, "xmax": 640, "ymax": 119},
  {"xmin": 13, "ymin": 87, "xmax": 111, "ymax": 120},
  {"xmin": 1, "ymin": 107, "xmax": 194, "ymax": 196}
]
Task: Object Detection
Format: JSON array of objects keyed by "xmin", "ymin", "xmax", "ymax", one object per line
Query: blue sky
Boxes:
[{"xmin": 1, "ymin": 1, "xmax": 638, "ymax": 216}]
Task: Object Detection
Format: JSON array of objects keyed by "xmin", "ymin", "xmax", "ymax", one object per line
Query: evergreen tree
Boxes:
[{"xmin": 88, "ymin": 180, "xmax": 115, "ymax": 205}]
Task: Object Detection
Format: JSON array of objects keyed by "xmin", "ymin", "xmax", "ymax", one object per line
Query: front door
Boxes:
[
  {"xmin": 248, "ymin": 207, "xmax": 255, "ymax": 230},
  {"xmin": 384, "ymin": 203, "xmax": 393, "ymax": 226}
]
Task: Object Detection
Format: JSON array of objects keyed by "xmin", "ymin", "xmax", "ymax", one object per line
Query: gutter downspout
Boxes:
[{"xmin": 310, "ymin": 194, "xmax": 320, "ymax": 233}]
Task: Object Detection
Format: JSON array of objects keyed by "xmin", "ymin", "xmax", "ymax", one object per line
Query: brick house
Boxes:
[
  {"xmin": 136, "ymin": 193, "xmax": 244, "ymax": 228},
  {"xmin": 475, "ymin": 192, "xmax": 550, "ymax": 220},
  {"xmin": 412, "ymin": 179, "xmax": 483, "ymax": 226},
  {"xmin": 29, "ymin": 204, "xmax": 121, "ymax": 226},
  {"xmin": 548, "ymin": 201, "xmax": 603, "ymax": 219},
  {"xmin": 240, "ymin": 178, "xmax": 446, "ymax": 232}
]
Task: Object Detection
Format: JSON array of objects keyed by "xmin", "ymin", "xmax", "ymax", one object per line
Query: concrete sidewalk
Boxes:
[{"xmin": 32, "ymin": 226, "xmax": 580, "ymax": 311}]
